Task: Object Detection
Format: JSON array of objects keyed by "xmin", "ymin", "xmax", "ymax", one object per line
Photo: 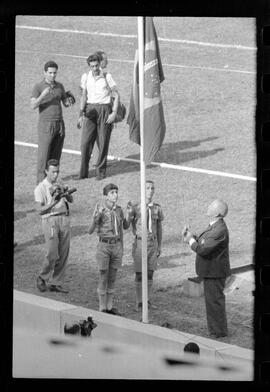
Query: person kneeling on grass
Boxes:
[{"xmin": 88, "ymin": 183, "xmax": 132, "ymax": 315}]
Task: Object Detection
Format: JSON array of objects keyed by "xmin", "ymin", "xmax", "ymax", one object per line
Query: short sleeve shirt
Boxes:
[
  {"xmin": 34, "ymin": 178, "xmax": 68, "ymax": 218},
  {"xmin": 130, "ymin": 202, "xmax": 164, "ymax": 238},
  {"xmin": 95, "ymin": 205, "xmax": 124, "ymax": 238},
  {"xmin": 31, "ymin": 80, "xmax": 66, "ymax": 120},
  {"xmin": 81, "ymin": 71, "xmax": 116, "ymax": 104}
]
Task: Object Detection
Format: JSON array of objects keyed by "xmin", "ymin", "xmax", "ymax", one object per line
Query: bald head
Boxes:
[{"xmin": 206, "ymin": 199, "xmax": 228, "ymax": 219}]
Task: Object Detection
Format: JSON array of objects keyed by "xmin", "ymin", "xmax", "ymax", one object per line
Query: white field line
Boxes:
[
  {"xmin": 16, "ymin": 49, "xmax": 255, "ymax": 75},
  {"xmin": 16, "ymin": 25, "xmax": 256, "ymax": 51},
  {"xmin": 15, "ymin": 141, "xmax": 256, "ymax": 182}
]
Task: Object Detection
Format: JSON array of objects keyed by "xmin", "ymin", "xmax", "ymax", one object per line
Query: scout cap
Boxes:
[
  {"xmin": 103, "ymin": 183, "xmax": 118, "ymax": 195},
  {"xmin": 207, "ymin": 199, "xmax": 228, "ymax": 218}
]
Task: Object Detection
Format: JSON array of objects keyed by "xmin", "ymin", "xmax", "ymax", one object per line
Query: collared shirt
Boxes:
[
  {"xmin": 31, "ymin": 79, "xmax": 66, "ymax": 120},
  {"xmin": 130, "ymin": 202, "xmax": 164, "ymax": 238},
  {"xmin": 80, "ymin": 71, "xmax": 116, "ymax": 104},
  {"xmin": 34, "ymin": 178, "xmax": 68, "ymax": 219},
  {"xmin": 95, "ymin": 204, "xmax": 125, "ymax": 238}
]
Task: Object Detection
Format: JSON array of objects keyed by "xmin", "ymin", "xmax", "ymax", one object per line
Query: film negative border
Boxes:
[
  {"xmin": 0, "ymin": 15, "xmax": 15, "ymax": 387},
  {"xmin": 256, "ymin": 13, "xmax": 270, "ymax": 384},
  {"xmin": 0, "ymin": 3, "xmax": 267, "ymax": 390}
]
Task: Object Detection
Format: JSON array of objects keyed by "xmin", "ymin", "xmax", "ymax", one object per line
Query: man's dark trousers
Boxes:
[
  {"xmin": 203, "ymin": 277, "xmax": 227, "ymax": 337},
  {"xmin": 37, "ymin": 119, "xmax": 65, "ymax": 184},
  {"xmin": 80, "ymin": 104, "xmax": 112, "ymax": 179}
]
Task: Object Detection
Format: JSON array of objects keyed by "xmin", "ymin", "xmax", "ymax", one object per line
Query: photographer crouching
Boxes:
[{"xmin": 34, "ymin": 159, "xmax": 77, "ymax": 293}]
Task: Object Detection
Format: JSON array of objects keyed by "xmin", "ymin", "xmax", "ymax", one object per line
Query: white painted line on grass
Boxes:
[
  {"xmin": 15, "ymin": 140, "xmax": 256, "ymax": 182},
  {"xmin": 16, "ymin": 25, "xmax": 256, "ymax": 51},
  {"xmin": 16, "ymin": 49, "xmax": 255, "ymax": 75}
]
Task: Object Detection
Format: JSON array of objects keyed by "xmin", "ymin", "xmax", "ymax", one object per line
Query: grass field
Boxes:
[{"xmin": 14, "ymin": 16, "xmax": 255, "ymax": 350}]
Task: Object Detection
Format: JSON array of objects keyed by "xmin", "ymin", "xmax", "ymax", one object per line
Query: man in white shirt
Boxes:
[
  {"xmin": 182, "ymin": 199, "xmax": 230, "ymax": 338},
  {"xmin": 34, "ymin": 159, "xmax": 73, "ymax": 293},
  {"xmin": 77, "ymin": 53, "xmax": 119, "ymax": 180}
]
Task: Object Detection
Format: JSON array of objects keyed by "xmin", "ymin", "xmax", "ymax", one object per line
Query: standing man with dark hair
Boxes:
[
  {"xmin": 88, "ymin": 183, "xmax": 131, "ymax": 314},
  {"xmin": 182, "ymin": 199, "xmax": 231, "ymax": 338},
  {"xmin": 77, "ymin": 53, "xmax": 119, "ymax": 180},
  {"xmin": 31, "ymin": 61, "xmax": 75, "ymax": 184},
  {"xmin": 34, "ymin": 159, "xmax": 74, "ymax": 293},
  {"xmin": 78, "ymin": 51, "xmax": 109, "ymax": 170},
  {"xmin": 128, "ymin": 180, "xmax": 164, "ymax": 311}
]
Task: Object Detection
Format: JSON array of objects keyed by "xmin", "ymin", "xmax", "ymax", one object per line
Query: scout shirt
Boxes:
[
  {"xmin": 95, "ymin": 204, "xmax": 126, "ymax": 239},
  {"xmin": 130, "ymin": 202, "xmax": 164, "ymax": 239}
]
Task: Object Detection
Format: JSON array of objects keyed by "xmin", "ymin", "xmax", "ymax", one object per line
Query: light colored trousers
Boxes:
[{"xmin": 40, "ymin": 214, "xmax": 70, "ymax": 285}]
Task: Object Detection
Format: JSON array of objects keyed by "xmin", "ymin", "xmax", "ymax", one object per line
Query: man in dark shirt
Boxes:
[
  {"xmin": 31, "ymin": 61, "xmax": 74, "ymax": 184},
  {"xmin": 182, "ymin": 199, "xmax": 230, "ymax": 338}
]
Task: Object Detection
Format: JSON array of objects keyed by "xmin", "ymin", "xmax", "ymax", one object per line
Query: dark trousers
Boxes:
[
  {"xmin": 79, "ymin": 103, "xmax": 112, "ymax": 178},
  {"xmin": 203, "ymin": 278, "xmax": 228, "ymax": 337},
  {"xmin": 37, "ymin": 119, "xmax": 65, "ymax": 184}
]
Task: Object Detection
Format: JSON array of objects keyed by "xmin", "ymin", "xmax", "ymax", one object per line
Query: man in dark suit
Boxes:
[{"xmin": 182, "ymin": 199, "xmax": 230, "ymax": 338}]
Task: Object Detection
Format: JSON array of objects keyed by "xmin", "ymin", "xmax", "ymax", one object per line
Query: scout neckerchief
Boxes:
[{"xmin": 147, "ymin": 202, "xmax": 154, "ymax": 233}]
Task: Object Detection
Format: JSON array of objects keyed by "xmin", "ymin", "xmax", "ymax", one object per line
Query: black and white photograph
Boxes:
[{"xmin": 13, "ymin": 15, "xmax": 256, "ymax": 380}]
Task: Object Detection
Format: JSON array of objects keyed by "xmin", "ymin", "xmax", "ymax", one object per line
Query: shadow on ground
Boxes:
[
  {"xmin": 14, "ymin": 225, "xmax": 89, "ymax": 250},
  {"xmin": 62, "ymin": 137, "xmax": 224, "ymax": 181}
]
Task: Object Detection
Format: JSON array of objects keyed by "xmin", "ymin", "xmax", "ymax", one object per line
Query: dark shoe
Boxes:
[
  {"xmin": 209, "ymin": 332, "xmax": 227, "ymax": 338},
  {"xmin": 106, "ymin": 308, "xmax": 121, "ymax": 316},
  {"xmin": 37, "ymin": 276, "xmax": 47, "ymax": 292},
  {"xmin": 49, "ymin": 284, "xmax": 69, "ymax": 293}
]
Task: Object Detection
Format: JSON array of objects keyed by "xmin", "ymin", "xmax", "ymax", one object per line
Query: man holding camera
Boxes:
[{"xmin": 34, "ymin": 159, "xmax": 75, "ymax": 293}]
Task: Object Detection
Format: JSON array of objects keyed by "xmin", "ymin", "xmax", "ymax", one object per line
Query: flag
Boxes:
[{"xmin": 127, "ymin": 17, "xmax": 166, "ymax": 165}]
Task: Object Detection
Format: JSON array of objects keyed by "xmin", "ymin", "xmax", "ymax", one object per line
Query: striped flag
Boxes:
[{"xmin": 127, "ymin": 17, "xmax": 166, "ymax": 165}]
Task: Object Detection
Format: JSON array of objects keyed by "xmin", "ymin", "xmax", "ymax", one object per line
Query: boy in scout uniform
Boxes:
[
  {"xmin": 128, "ymin": 180, "xmax": 164, "ymax": 310},
  {"xmin": 88, "ymin": 183, "xmax": 131, "ymax": 315}
]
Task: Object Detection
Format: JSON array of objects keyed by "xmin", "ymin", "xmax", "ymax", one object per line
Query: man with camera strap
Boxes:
[{"xmin": 34, "ymin": 159, "xmax": 75, "ymax": 293}]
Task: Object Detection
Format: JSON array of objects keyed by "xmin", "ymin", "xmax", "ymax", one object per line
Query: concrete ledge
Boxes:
[
  {"xmin": 13, "ymin": 290, "xmax": 253, "ymax": 367},
  {"xmin": 13, "ymin": 290, "xmax": 78, "ymax": 334},
  {"xmin": 61, "ymin": 306, "xmax": 189, "ymax": 353}
]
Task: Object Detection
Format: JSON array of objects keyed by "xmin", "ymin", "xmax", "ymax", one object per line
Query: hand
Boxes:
[
  {"xmin": 126, "ymin": 201, "xmax": 134, "ymax": 216},
  {"xmin": 157, "ymin": 248, "xmax": 162, "ymax": 257},
  {"xmin": 93, "ymin": 203, "xmax": 103, "ymax": 222},
  {"xmin": 182, "ymin": 225, "xmax": 188, "ymax": 238},
  {"xmin": 184, "ymin": 230, "xmax": 193, "ymax": 243},
  {"xmin": 52, "ymin": 192, "xmax": 62, "ymax": 203},
  {"xmin": 106, "ymin": 112, "xmax": 116, "ymax": 124},
  {"xmin": 77, "ymin": 116, "xmax": 84, "ymax": 129},
  {"xmin": 41, "ymin": 86, "xmax": 51, "ymax": 98},
  {"xmin": 63, "ymin": 97, "xmax": 73, "ymax": 107}
]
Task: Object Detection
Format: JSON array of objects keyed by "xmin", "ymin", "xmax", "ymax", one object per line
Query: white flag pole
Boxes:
[{"xmin": 138, "ymin": 16, "xmax": 148, "ymax": 323}]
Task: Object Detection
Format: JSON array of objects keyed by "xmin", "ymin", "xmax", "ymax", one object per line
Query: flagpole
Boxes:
[{"xmin": 138, "ymin": 16, "xmax": 148, "ymax": 323}]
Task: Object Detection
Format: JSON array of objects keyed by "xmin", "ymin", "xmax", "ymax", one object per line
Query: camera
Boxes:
[
  {"xmin": 49, "ymin": 184, "xmax": 77, "ymax": 201},
  {"xmin": 64, "ymin": 316, "xmax": 97, "ymax": 337}
]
